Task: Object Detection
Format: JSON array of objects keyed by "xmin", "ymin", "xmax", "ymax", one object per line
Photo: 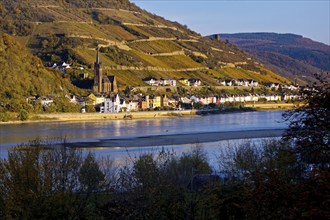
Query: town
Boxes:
[{"xmin": 29, "ymin": 48, "xmax": 305, "ymax": 114}]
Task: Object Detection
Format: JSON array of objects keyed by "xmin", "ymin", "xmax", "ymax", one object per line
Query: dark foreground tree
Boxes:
[
  {"xmin": 0, "ymin": 140, "xmax": 113, "ymax": 220},
  {"xmin": 283, "ymin": 73, "xmax": 330, "ymax": 169}
]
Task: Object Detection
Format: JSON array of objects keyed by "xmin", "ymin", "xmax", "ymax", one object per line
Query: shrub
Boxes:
[
  {"xmin": 18, "ymin": 109, "xmax": 29, "ymax": 121},
  {"xmin": 0, "ymin": 112, "xmax": 9, "ymax": 122},
  {"xmin": 85, "ymin": 105, "xmax": 96, "ymax": 113}
]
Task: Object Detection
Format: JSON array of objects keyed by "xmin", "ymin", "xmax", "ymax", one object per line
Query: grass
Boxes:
[
  {"xmin": 133, "ymin": 51, "xmax": 169, "ymax": 67},
  {"xmin": 40, "ymin": 7, "xmax": 91, "ymax": 22},
  {"xmin": 34, "ymin": 22, "xmax": 109, "ymax": 39},
  {"xmin": 126, "ymin": 26, "xmax": 152, "ymax": 38},
  {"xmin": 73, "ymin": 48, "xmax": 117, "ymax": 66},
  {"xmin": 154, "ymin": 55, "xmax": 203, "ymax": 69},
  {"xmin": 101, "ymin": 25, "xmax": 138, "ymax": 41},
  {"xmin": 97, "ymin": 9, "xmax": 148, "ymax": 24},
  {"xmin": 129, "ymin": 40, "xmax": 182, "ymax": 54}
]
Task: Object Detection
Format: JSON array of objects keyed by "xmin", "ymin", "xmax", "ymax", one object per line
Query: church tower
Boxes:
[{"xmin": 94, "ymin": 47, "xmax": 103, "ymax": 93}]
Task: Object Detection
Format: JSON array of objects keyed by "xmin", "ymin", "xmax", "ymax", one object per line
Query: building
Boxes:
[
  {"xmin": 143, "ymin": 77, "xmax": 158, "ymax": 86},
  {"xmin": 152, "ymin": 96, "xmax": 162, "ymax": 108},
  {"xmin": 104, "ymin": 94, "xmax": 121, "ymax": 113},
  {"xmin": 93, "ymin": 47, "xmax": 118, "ymax": 94},
  {"xmin": 179, "ymin": 78, "xmax": 190, "ymax": 86},
  {"xmin": 188, "ymin": 79, "xmax": 201, "ymax": 87}
]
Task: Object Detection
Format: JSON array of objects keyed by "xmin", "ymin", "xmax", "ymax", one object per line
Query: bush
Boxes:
[
  {"xmin": 0, "ymin": 112, "xmax": 9, "ymax": 122},
  {"xmin": 18, "ymin": 109, "xmax": 29, "ymax": 121},
  {"xmin": 85, "ymin": 105, "xmax": 96, "ymax": 113}
]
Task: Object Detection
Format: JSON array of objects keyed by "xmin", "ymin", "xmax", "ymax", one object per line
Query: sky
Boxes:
[{"xmin": 131, "ymin": 0, "xmax": 330, "ymax": 45}]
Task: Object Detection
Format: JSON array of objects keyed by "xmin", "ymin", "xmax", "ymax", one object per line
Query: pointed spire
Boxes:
[{"xmin": 96, "ymin": 46, "xmax": 100, "ymax": 64}]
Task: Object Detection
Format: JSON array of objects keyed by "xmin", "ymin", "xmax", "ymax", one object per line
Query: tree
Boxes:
[
  {"xmin": 216, "ymin": 140, "xmax": 304, "ymax": 219},
  {"xmin": 0, "ymin": 140, "xmax": 85, "ymax": 219},
  {"xmin": 85, "ymin": 104, "xmax": 96, "ymax": 113},
  {"xmin": 282, "ymin": 73, "xmax": 330, "ymax": 169},
  {"xmin": 133, "ymin": 154, "xmax": 158, "ymax": 189},
  {"xmin": 79, "ymin": 153, "xmax": 105, "ymax": 193}
]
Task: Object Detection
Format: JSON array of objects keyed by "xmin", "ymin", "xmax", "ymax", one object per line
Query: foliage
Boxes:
[
  {"xmin": 0, "ymin": 137, "xmax": 329, "ymax": 219},
  {"xmin": 79, "ymin": 153, "xmax": 105, "ymax": 193},
  {"xmin": 215, "ymin": 139, "xmax": 329, "ymax": 219},
  {"xmin": 0, "ymin": 34, "xmax": 83, "ymax": 111},
  {"xmin": 283, "ymin": 73, "xmax": 330, "ymax": 169},
  {"xmin": 100, "ymin": 46, "xmax": 146, "ymax": 67},
  {"xmin": 17, "ymin": 109, "xmax": 29, "ymax": 121},
  {"xmin": 85, "ymin": 104, "xmax": 96, "ymax": 113},
  {"xmin": 0, "ymin": 139, "xmax": 119, "ymax": 219},
  {"xmin": 52, "ymin": 97, "xmax": 81, "ymax": 113},
  {"xmin": 0, "ymin": 112, "xmax": 17, "ymax": 122}
]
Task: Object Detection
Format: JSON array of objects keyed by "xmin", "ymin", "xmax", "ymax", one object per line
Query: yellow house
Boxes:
[
  {"xmin": 86, "ymin": 93, "xmax": 97, "ymax": 106},
  {"xmin": 162, "ymin": 95, "xmax": 169, "ymax": 107},
  {"xmin": 179, "ymin": 78, "xmax": 190, "ymax": 86},
  {"xmin": 152, "ymin": 96, "xmax": 162, "ymax": 108}
]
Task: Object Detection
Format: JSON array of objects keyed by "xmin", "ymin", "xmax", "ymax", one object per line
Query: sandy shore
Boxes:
[
  {"xmin": 1, "ymin": 104, "xmax": 295, "ymax": 125},
  {"xmin": 0, "ymin": 110, "xmax": 197, "ymax": 125},
  {"xmin": 69, "ymin": 129, "xmax": 285, "ymax": 148}
]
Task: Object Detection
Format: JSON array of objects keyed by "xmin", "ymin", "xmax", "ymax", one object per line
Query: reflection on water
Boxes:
[{"xmin": 79, "ymin": 138, "xmax": 275, "ymax": 169}]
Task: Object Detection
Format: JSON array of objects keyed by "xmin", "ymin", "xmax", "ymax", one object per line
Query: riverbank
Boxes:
[
  {"xmin": 0, "ymin": 102, "xmax": 296, "ymax": 125},
  {"xmin": 244, "ymin": 102, "xmax": 299, "ymax": 109},
  {"xmin": 0, "ymin": 110, "xmax": 196, "ymax": 124},
  {"xmin": 1, "ymin": 108, "xmax": 254, "ymax": 124}
]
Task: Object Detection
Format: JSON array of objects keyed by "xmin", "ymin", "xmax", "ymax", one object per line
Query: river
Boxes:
[{"xmin": 0, "ymin": 111, "xmax": 288, "ymax": 161}]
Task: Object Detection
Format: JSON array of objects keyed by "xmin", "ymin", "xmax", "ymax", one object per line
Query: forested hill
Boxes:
[
  {"xmin": 0, "ymin": 34, "xmax": 83, "ymax": 106},
  {"xmin": 217, "ymin": 33, "xmax": 330, "ymax": 84},
  {"xmin": 0, "ymin": 0, "xmax": 289, "ymax": 89}
]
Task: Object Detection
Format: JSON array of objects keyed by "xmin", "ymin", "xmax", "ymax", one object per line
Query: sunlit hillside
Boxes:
[
  {"xmin": 0, "ymin": 0, "xmax": 290, "ymax": 89},
  {"xmin": 0, "ymin": 34, "xmax": 84, "ymax": 105}
]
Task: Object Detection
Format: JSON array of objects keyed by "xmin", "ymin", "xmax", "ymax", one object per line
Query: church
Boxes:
[{"xmin": 93, "ymin": 47, "xmax": 118, "ymax": 94}]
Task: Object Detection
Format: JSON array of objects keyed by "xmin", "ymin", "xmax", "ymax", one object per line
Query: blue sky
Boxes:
[{"xmin": 131, "ymin": 0, "xmax": 330, "ymax": 45}]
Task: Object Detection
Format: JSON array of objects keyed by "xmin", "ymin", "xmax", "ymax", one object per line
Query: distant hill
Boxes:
[
  {"xmin": 0, "ymin": 0, "xmax": 289, "ymax": 91},
  {"xmin": 215, "ymin": 33, "xmax": 330, "ymax": 84},
  {"xmin": 0, "ymin": 34, "xmax": 83, "ymax": 106}
]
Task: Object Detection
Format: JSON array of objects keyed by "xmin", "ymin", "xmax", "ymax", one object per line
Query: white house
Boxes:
[
  {"xmin": 265, "ymin": 95, "xmax": 281, "ymax": 101},
  {"xmin": 104, "ymin": 94, "xmax": 121, "ymax": 113},
  {"xmin": 249, "ymin": 80, "xmax": 259, "ymax": 87},
  {"xmin": 283, "ymin": 94, "xmax": 299, "ymax": 101},
  {"xmin": 284, "ymin": 84, "xmax": 299, "ymax": 91},
  {"xmin": 126, "ymin": 101, "xmax": 139, "ymax": 112},
  {"xmin": 167, "ymin": 78, "xmax": 177, "ymax": 86},
  {"xmin": 158, "ymin": 78, "xmax": 177, "ymax": 86},
  {"xmin": 225, "ymin": 80, "xmax": 232, "ymax": 86},
  {"xmin": 238, "ymin": 79, "xmax": 249, "ymax": 87},
  {"xmin": 40, "ymin": 97, "xmax": 54, "ymax": 106},
  {"xmin": 218, "ymin": 80, "xmax": 226, "ymax": 86},
  {"xmin": 143, "ymin": 77, "xmax": 158, "ymax": 86},
  {"xmin": 65, "ymin": 95, "xmax": 77, "ymax": 104}
]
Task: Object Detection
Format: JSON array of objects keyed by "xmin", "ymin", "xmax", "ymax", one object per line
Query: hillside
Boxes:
[
  {"xmin": 0, "ymin": 34, "xmax": 83, "ymax": 108},
  {"xmin": 0, "ymin": 0, "xmax": 290, "ymax": 91},
  {"xmin": 216, "ymin": 33, "xmax": 330, "ymax": 84}
]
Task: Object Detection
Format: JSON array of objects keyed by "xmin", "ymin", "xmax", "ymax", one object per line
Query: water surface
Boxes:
[{"xmin": 0, "ymin": 111, "xmax": 287, "ymax": 158}]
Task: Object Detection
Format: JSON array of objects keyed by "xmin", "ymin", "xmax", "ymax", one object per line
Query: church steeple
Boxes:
[
  {"xmin": 96, "ymin": 46, "xmax": 100, "ymax": 65},
  {"xmin": 93, "ymin": 46, "xmax": 103, "ymax": 93}
]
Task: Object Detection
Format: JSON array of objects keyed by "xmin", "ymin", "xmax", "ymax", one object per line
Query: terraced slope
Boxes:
[{"xmin": 0, "ymin": 0, "xmax": 290, "ymax": 88}]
